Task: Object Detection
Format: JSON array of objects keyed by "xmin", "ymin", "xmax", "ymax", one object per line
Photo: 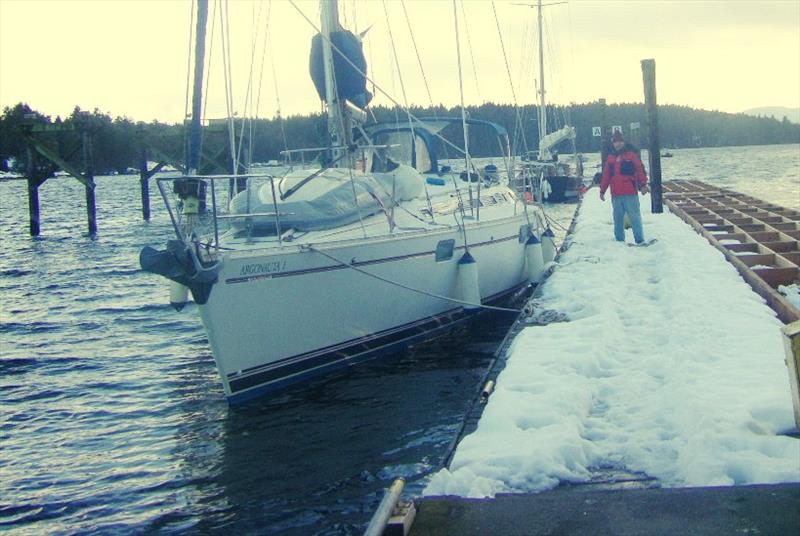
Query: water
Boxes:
[{"xmin": 1, "ymin": 144, "xmax": 798, "ymax": 534}]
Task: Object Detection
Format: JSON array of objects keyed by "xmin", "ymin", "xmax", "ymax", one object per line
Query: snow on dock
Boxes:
[{"xmin": 424, "ymin": 192, "xmax": 800, "ymax": 499}]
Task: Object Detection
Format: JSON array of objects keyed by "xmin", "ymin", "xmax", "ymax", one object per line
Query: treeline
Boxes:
[{"xmin": 1, "ymin": 101, "xmax": 798, "ymax": 173}]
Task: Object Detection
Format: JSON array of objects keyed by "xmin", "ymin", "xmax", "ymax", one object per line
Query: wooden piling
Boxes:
[
  {"xmin": 82, "ymin": 127, "xmax": 97, "ymax": 235},
  {"xmin": 138, "ymin": 128, "xmax": 151, "ymax": 221},
  {"xmin": 641, "ymin": 59, "xmax": 664, "ymax": 213},
  {"xmin": 25, "ymin": 146, "xmax": 41, "ymax": 236}
]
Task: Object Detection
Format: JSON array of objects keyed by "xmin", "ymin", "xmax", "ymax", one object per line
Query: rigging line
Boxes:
[
  {"xmin": 491, "ymin": 2, "xmax": 527, "ymax": 153},
  {"xmin": 202, "ymin": 0, "xmax": 218, "ymax": 128},
  {"xmin": 307, "ymin": 246, "xmax": 522, "ymax": 313},
  {"xmin": 225, "ymin": 0, "xmax": 238, "ymax": 174},
  {"xmin": 513, "ymin": 9, "xmax": 533, "ymax": 157},
  {"xmin": 254, "ymin": 0, "xmax": 272, "ymax": 121},
  {"xmin": 218, "ymin": 0, "xmax": 236, "ymax": 177},
  {"xmin": 458, "ymin": 1, "xmax": 481, "ymax": 100},
  {"xmin": 183, "ymin": 0, "xmax": 197, "ymax": 172},
  {"xmin": 347, "ymin": 166, "xmax": 369, "ymax": 239},
  {"xmin": 184, "ymin": 0, "xmax": 196, "ymax": 122},
  {"xmin": 363, "ymin": 0, "xmax": 376, "ymax": 97},
  {"xmin": 453, "ymin": 0, "xmax": 473, "ymax": 230},
  {"xmin": 287, "ymin": 0, "xmax": 470, "ymax": 161},
  {"xmin": 235, "ymin": 0, "xmax": 265, "ymax": 171},
  {"xmin": 399, "ymin": 0, "xmax": 435, "ymax": 110},
  {"xmin": 490, "ymin": 1, "xmax": 529, "ymax": 206},
  {"xmin": 270, "ymin": 42, "xmax": 290, "ymax": 156},
  {"xmin": 381, "ymin": 0, "xmax": 435, "ymax": 222}
]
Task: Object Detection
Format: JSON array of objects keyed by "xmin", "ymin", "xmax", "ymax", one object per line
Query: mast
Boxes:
[
  {"xmin": 188, "ymin": 0, "xmax": 209, "ymax": 174},
  {"xmin": 320, "ymin": 0, "xmax": 345, "ymax": 164},
  {"xmin": 537, "ymin": 0, "xmax": 547, "ymax": 152}
]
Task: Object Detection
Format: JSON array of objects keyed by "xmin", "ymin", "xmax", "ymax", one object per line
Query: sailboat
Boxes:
[
  {"xmin": 516, "ymin": 0, "xmax": 584, "ymax": 203},
  {"xmin": 140, "ymin": 0, "xmax": 552, "ymax": 404}
]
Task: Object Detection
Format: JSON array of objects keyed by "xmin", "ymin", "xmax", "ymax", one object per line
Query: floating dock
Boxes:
[{"xmin": 390, "ymin": 186, "xmax": 800, "ymax": 536}]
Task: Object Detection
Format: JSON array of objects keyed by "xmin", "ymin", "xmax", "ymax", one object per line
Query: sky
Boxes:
[{"xmin": 1, "ymin": 0, "xmax": 798, "ymax": 124}]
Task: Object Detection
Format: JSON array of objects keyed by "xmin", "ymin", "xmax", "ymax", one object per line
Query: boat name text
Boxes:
[{"xmin": 240, "ymin": 260, "xmax": 287, "ymax": 276}]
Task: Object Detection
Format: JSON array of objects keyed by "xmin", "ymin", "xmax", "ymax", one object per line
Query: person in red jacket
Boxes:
[{"xmin": 599, "ymin": 131, "xmax": 650, "ymax": 243}]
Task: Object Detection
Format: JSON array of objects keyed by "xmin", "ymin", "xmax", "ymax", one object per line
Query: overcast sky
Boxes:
[{"xmin": 1, "ymin": 0, "xmax": 798, "ymax": 123}]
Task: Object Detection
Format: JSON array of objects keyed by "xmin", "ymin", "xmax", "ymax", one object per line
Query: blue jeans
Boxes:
[{"xmin": 612, "ymin": 194, "xmax": 645, "ymax": 243}]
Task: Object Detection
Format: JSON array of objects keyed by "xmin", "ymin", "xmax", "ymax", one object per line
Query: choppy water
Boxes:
[{"xmin": 1, "ymin": 144, "xmax": 798, "ymax": 534}]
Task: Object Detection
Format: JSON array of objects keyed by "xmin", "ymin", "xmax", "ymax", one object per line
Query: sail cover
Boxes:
[{"xmin": 309, "ymin": 30, "xmax": 372, "ymax": 109}]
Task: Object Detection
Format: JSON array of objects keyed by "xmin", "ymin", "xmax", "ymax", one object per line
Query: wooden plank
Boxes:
[
  {"xmin": 737, "ymin": 254, "xmax": 775, "ymax": 267},
  {"xmin": 779, "ymin": 252, "xmax": 800, "ymax": 266},
  {"xmin": 764, "ymin": 241, "xmax": 799, "ymax": 253},
  {"xmin": 23, "ymin": 133, "xmax": 92, "ymax": 188},
  {"xmin": 752, "ymin": 267, "xmax": 798, "ymax": 288}
]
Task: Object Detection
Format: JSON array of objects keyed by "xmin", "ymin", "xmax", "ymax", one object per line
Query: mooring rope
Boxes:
[{"xmin": 306, "ymin": 246, "xmax": 523, "ymax": 314}]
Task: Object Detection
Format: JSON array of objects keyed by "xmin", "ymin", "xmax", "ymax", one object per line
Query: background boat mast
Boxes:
[{"xmin": 537, "ymin": 0, "xmax": 547, "ymax": 154}]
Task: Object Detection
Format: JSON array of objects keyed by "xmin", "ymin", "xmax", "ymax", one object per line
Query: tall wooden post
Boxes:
[
  {"xmin": 82, "ymin": 127, "xmax": 98, "ymax": 235},
  {"xmin": 641, "ymin": 59, "xmax": 663, "ymax": 213},
  {"xmin": 25, "ymin": 146, "xmax": 41, "ymax": 237},
  {"xmin": 138, "ymin": 126, "xmax": 151, "ymax": 221}
]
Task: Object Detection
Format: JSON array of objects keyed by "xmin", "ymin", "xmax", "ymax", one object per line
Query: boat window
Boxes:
[
  {"xmin": 370, "ymin": 131, "xmax": 432, "ymax": 173},
  {"xmin": 435, "ymin": 239, "xmax": 455, "ymax": 262}
]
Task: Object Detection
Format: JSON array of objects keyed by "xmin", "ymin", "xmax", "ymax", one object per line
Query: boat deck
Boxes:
[{"xmin": 663, "ymin": 180, "xmax": 800, "ymax": 323}]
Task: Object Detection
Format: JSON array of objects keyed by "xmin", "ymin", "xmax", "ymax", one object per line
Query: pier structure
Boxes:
[
  {"xmin": 20, "ymin": 116, "xmax": 96, "ymax": 236},
  {"xmin": 11, "ymin": 117, "xmax": 249, "ymax": 236}
]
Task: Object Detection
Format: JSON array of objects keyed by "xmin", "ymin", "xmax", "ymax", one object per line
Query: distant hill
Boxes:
[{"xmin": 742, "ymin": 106, "xmax": 800, "ymax": 124}]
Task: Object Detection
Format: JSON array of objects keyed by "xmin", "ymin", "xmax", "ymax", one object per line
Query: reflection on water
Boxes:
[{"xmin": 1, "ymin": 144, "xmax": 797, "ymax": 534}]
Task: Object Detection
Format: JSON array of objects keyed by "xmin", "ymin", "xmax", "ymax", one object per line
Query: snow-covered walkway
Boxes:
[{"xmin": 425, "ymin": 192, "xmax": 800, "ymax": 498}]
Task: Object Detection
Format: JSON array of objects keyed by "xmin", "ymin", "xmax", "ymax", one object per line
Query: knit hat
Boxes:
[{"xmin": 612, "ymin": 131, "xmax": 624, "ymax": 142}]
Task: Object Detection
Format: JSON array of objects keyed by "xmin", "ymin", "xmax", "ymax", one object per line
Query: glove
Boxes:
[
  {"xmin": 640, "ymin": 184, "xmax": 650, "ymax": 195},
  {"xmin": 600, "ymin": 192, "xmax": 606, "ymax": 201}
]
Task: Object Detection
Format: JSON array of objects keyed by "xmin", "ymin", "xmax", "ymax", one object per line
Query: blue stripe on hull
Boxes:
[{"xmin": 225, "ymin": 282, "xmax": 529, "ymax": 405}]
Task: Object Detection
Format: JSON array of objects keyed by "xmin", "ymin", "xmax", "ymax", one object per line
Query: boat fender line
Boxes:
[
  {"xmin": 542, "ymin": 227, "xmax": 557, "ymax": 263},
  {"xmin": 306, "ymin": 245, "xmax": 521, "ymax": 313},
  {"xmin": 457, "ymin": 251, "xmax": 481, "ymax": 311},
  {"xmin": 525, "ymin": 234, "xmax": 544, "ymax": 284},
  {"xmin": 139, "ymin": 240, "xmax": 222, "ymax": 306},
  {"xmin": 364, "ymin": 478, "xmax": 405, "ymax": 536}
]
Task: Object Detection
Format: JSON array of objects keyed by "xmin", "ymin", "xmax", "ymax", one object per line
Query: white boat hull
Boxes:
[{"xmin": 199, "ymin": 215, "xmax": 531, "ymax": 403}]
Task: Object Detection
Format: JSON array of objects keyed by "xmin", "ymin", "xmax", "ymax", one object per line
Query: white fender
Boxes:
[
  {"xmin": 525, "ymin": 234, "xmax": 544, "ymax": 284},
  {"xmin": 170, "ymin": 281, "xmax": 190, "ymax": 311},
  {"xmin": 457, "ymin": 251, "xmax": 481, "ymax": 311},
  {"xmin": 542, "ymin": 227, "xmax": 557, "ymax": 264}
]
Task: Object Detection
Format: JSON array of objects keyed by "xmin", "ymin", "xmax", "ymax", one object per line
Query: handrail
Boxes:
[
  {"xmin": 157, "ymin": 173, "xmax": 286, "ymax": 251},
  {"xmin": 216, "ymin": 212, "xmax": 294, "ymax": 219}
]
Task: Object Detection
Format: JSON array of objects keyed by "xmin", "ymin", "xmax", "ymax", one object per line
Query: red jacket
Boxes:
[{"xmin": 600, "ymin": 145, "xmax": 648, "ymax": 197}]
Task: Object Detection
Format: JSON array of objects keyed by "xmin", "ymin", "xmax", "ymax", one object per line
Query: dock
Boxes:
[{"xmin": 388, "ymin": 187, "xmax": 800, "ymax": 535}]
